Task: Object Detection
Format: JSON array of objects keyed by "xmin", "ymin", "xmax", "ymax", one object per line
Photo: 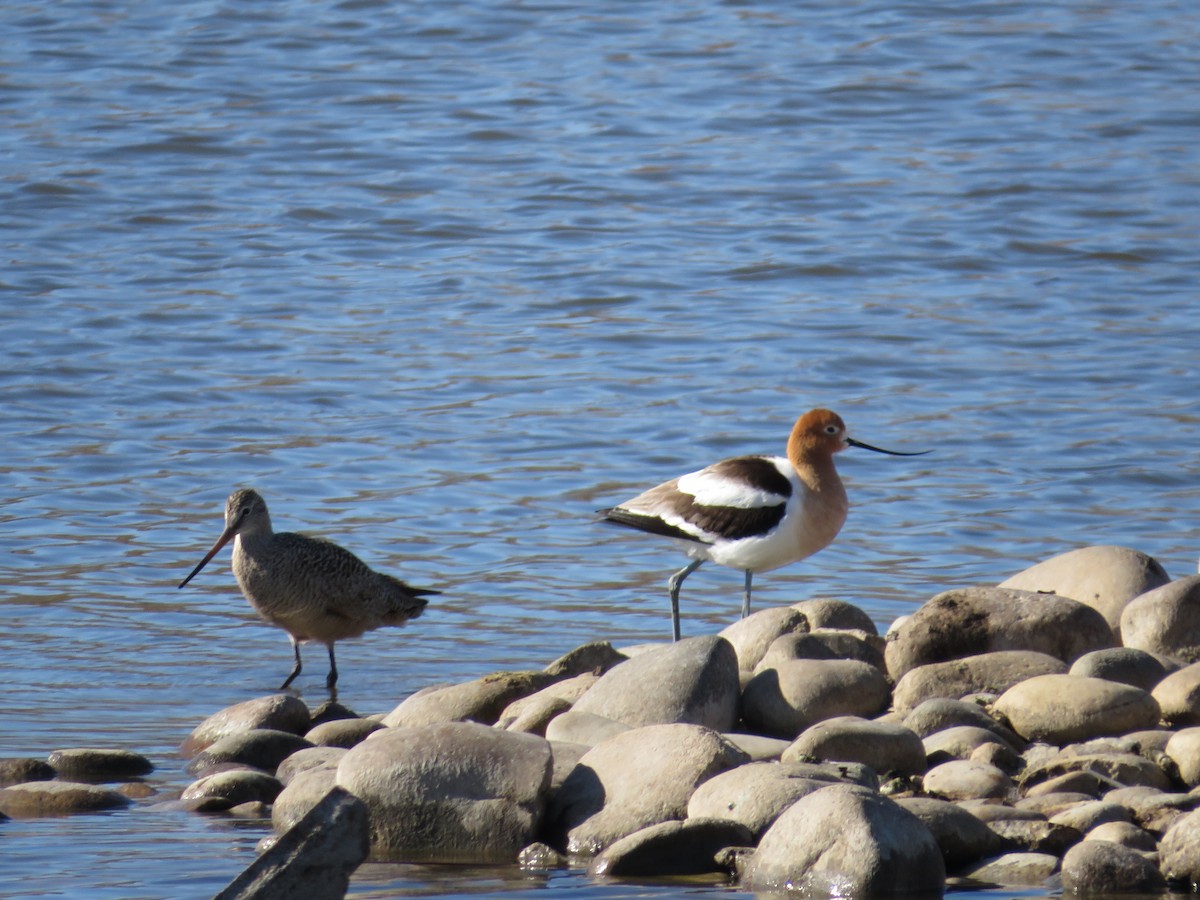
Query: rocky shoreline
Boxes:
[{"xmin": 5, "ymin": 544, "xmax": 1200, "ymax": 898}]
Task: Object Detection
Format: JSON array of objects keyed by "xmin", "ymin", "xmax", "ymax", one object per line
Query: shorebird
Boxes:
[
  {"xmin": 600, "ymin": 408, "xmax": 928, "ymax": 641},
  {"xmin": 178, "ymin": 488, "xmax": 436, "ymax": 691}
]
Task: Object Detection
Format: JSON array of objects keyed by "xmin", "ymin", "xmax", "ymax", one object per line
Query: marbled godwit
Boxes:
[
  {"xmin": 600, "ymin": 409, "xmax": 928, "ymax": 641},
  {"xmin": 178, "ymin": 488, "xmax": 435, "ymax": 691}
]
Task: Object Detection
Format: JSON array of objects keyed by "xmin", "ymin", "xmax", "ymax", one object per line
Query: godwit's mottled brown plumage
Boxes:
[
  {"xmin": 178, "ymin": 488, "xmax": 434, "ymax": 691},
  {"xmin": 600, "ymin": 409, "xmax": 928, "ymax": 641}
]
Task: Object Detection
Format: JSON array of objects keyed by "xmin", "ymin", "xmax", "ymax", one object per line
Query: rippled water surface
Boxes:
[{"xmin": 3, "ymin": 0, "xmax": 1199, "ymax": 896}]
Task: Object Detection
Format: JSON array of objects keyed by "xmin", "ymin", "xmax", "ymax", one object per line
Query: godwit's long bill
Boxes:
[
  {"xmin": 599, "ymin": 409, "xmax": 928, "ymax": 641},
  {"xmin": 178, "ymin": 488, "xmax": 436, "ymax": 692}
]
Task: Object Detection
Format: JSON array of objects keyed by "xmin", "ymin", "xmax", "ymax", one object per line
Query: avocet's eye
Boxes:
[{"xmin": 824, "ymin": 424, "xmax": 839, "ymax": 435}]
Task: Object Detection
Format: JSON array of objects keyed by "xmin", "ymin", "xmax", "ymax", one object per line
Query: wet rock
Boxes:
[
  {"xmin": 272, "ymin": 767, "xmax": 339, "ymax": 833},
  {"xmin": 986, "ymin": 817, "xmax": 1081, "ymax": 855},
  {"xmin": 923, "ymin": 760, "xmax": 1014, "ymax": 801},
  {"xmin": 1084, "ymin": 821, "xmax": 1159, "ymax": 852},
  {"xmin": 181, "ymin": 769, "xmax": 284, "ymax": 811},
  {"xmin": 544, "ymin": 641, "xmax": 628, "ymax": 678},
  {"xmin": 718, "ymin": 607, "xmax": 809, "ymax": 671},
  {"xmin": 1152, "ymin": 662, "xmax": 1200, "ymax": 726},
  {"xmin": 550, "ymin": 723, "xmax": 748, "ymax": 855},
  {"xmin": 1049, "ymin": 801, "xmax": 1132, "ymax": 833},
  {"xmin": 741, "ymin": 659, "xmax": 890, "ymax": 739},
  {"xmin": 741, "ymin": 784, "xmax": 945, "ymax": 896},
  {"xmin": 183, "ymin": 694, "xmax": 311, "ymax": 756},
  {"xmin": 543, "ymin": 711, "xmax": 632, "ymax": 747},
  {"xmin": 686, "ymin": 761, "xmax": 832, "ymax": 838},
  {"xmin": 337, "ymin": 722, "xmax": 552, "ymax": 862},
  {"xmin": 963, "ymin": 852, "xmax": 1059, "ymax": 885},
  {"xmin": 276, "ymin": 747, "xmax": 346, "ymax": 785},
  {"xmin": 517, "ymin": 842, "xmax": 566, "ymax": 869},
  {"xmin": 47, "ymin": 748, "xmax": 154, "ymax": 782},
  {"xmin": 792, "ymin": 599, "xmax": 878, "ymax": 634},
  {"xmin": 303, "ymin": 718, "xmax": 383, "ymax": 749},
  {"xmin": 1068, "ymin": 648, "xmax": 1171, "ymax": 691},
  {"xmin": 569, "ymin": 636, "xmax": 740, "ymax": 732},
  {"xmin": 892, "ymin": 651, "xmax": 1067, "ymax": 713},
  {"xmin": 999, "ymin": 545, "xmax": 1170, "ymax": 635},
  {"xmin": 1121, "ymin": 575, "xmax": 1200, "ymax": 663},
  {"xmin": 1166, "ymin": 728, "xmax": 1200, "ymax": 787},
  {"xmin": 1060, "ymin": 839, "xmax": 1167, "ymax": 894},
  {"xmin": 588, "ymin": 818, "xmax": 755, "ymax": 877},
  {"xmin": 0, "ymin": 758, "xmax": 56, "ymax": 787},
  {"xmin": 1020, "ymin": 752, "xmax": 1172, "ymax": 793},
  {"xmin": 903, "ymin": 698, "xmax": 1024, "ymax": 745},
  {"xmin": 214, "ymin": 786, "xmax": 368, "ymax": 900},
  {"xmin": 1160, "ymin": 808, "xmax": 1200, "ymax": 883},
  {"xmin": 894, "ymin": 797, "xmax": 1006, "ymax": 871},
  {"xmin": 993, "ymin": 675, "xmax": 1160, "ymax": 744},
  {"xmin": 782, "ymin": 716, "xmax": 927, "ymax": 777},
  {"xmin": 0, "ymin": 781, "xmax": 132, "ymax": 817},
  {"xmin": 188, "ymin": 729, "xmax": 314, "ymax": 775},
  {"xmin": 923, "ymin": 726, "xmax": 1019, "ymax": 766},
  {"xmin": 885, "ymin": 587, "xmax": 1114, "ymax": 682},
  {"xmin": 382, "ymin": 670, "xmax": 560, "ymax": 728}
]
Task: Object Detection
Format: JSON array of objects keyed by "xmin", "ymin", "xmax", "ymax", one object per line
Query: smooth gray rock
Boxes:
[
  {"xmin": 792, "ymin": 599, "xmax": 878, "ymax": 634},
  {"xmin": 1060, "ymin": 839, "xmax": 1167, "ymax": 894},
  {"xmin": 337, "ymin": 722, "xmax": 553, "ymax": 862},
  {"xmin": 923, "ymin": 760, "xmax": 1014, "ymax": 801},
  {"xmin": 543, "ymin": 711, "xmax": 632, "ymax": 747},
  {"xmin": 893, "ymin": 797, "xmax": 1006, "ymax": 870},
  {"xmin": 758, "ymin": 630, "xmax": 884, "ymax": 671},
  {"xmin": 686, "ymin": 761, "xmax": 832, "ymax": 838},
  {"xmin": 1068, "ymin": 648, "xmax": 1171, "ymax": 691},
  {"xmin": 183, "ymin": 694, "xmax": 311, "ymax": 756},
  {"xmin": 517, "ymin": 842, "xmax": 566, "ymax": 869},
  {"xmin": 0, "ymin": 781, "xmax": 132, "ymax": 817},
  {"xmin": 1121, "ymin": 575, "xmax": 1200, "ymax": 663},
  {"xmin": 1166, "ymin": 728, "xmax": 1200, "ymax": 787},
  {"xmin": 588, "ymin": 818, "xmax": 755, "ymax": 877},
  {"xmin": 382, "ymin": 670, "xmax": 560, "ymax": 728},
  {"xmin": 570, "ymin": 636, "xmax": 741, "ymax": 732},
  {"xmin": 497, "ymin": 672, "xmax": 598, "ymax": 732},
  {"xmin": 720, "ymin": 732, "xmax": 791, "ymax": 761},
  {"xmin": 0, "ymin": 758, "xmax": 56, "ymax": 788},
  {"xmin": 1104, "ymin": 787, "xmax": 1200, "ymax": 833},
  {"xmin": 999, "ymin": 545, "xmax": 1170, "ymax": 635},
  {"xmin": 1048, "ymin": 801, "xmax": 1131, "ymax": 833},
  {"xmin": 544, "ymin": 641, "xmax": 628, "ymax": 678},
  {"xmin": 181, "ymin": 769, "xmax": 284, "ymax": 811},
  {"xmin": 276, "ymin": 747, "xmax": 346, "ymax": 785},
  {"xmin": 783, "ymin": 716, "xmax": 927, "ymax": 777},
  {"xmin": 188, "ymin": 729, "xmax": 314, "ymax": 775},
  {"xmin": 903, "ymin": 698, "xmax": 1024, "ymax": 745},
  {"xmin": 963, "ymin": 852, "xmax": 1060, "ymax": 885},
  {"xmin": 550, "ymin": 723, "xmax": 748, "ymax": 855},
  {"xmin": 47, "ymin": 748, "xmax": 153, "ymax": 781},
  {"xmin": 993, "ymin": 675, "xmax": 1160, "ymax": 744},
  {"xmin": 1084, "ymin": 821, "xmax": 1158, "ymax": 852},
  {"xmin": 718, "ymin": 607, "xmax": 810, "ymax": 671},
  {"xmin": 742, "ymin": 784, "xmax": 946, "ymax": 897},
  {"xmin": 303, "ymin": 718, "xmax": 383, "ymax": 749},
  {"xmin": 885, "ymin": 588, "xmax": 1114, "ymax": 682},
  {"xmin": 742, "ymin": 659, "xmax": 890, "ymax": 739},
  {"xmin": 547, "ymin": 741, "xmax": 589, "ymax": 793},
  {"xmin": 986, "ymin": 818, "xmax": 1081, "ymax": 855},
  {"xmin": 272, "ymin": 767, "xmax": 339, "ymax": 834},
  {"xmin": 892, "ymin": 651, "xmax": 1067, "ymax": 713},
  {"xmin": 923, "ymin": 726, "xmax": 1018, "ymax": 767},
  {"xmin": 1020, "ymin": 752, "xmax": 1172, "ymax": 794},
  {"xmin": 1152, "ymin": 662, "xmax": 1200, "ymax": 726},
  {"xmin": 214, "ymin": 787, "xmax": 369, "ymax": 900}
]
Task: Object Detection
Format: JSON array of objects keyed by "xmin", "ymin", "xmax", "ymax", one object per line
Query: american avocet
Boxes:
[
  {"xmin": 178, "ymin": 488, "xmax": 436, "ymax": 692},
  {"xmin": 600, "ymin": 409, "xmax": 928, "ymax": 641}
]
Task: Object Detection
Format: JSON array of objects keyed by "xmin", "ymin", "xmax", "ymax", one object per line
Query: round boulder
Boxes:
[
  {"xmin": 588, "ymin": 818, "xmax": 754, "ymax": 878},
  {"xmin": 718, "ymin": 607, "xmax": 809, "ymax": 672},
  {"xmin": 999, "ymin": 545, "xmax": 1170, "ymax": 635},
  {"xmin": 1152, "ymin": 661, "xmax": 1200, "ymax": 727},
  {"xmin": 569, "ymin": 636, "xmax": 740, "ymax": 732},
  {"xmin": 1068, "ymin": 648, "xmax": 1171, "ymax": 691},
  {"xmin": 782, "ymin": 716, "xmax": 927, "ymax": 777},
  {"xmin": 892, "ymin": 651, "xmax": 1067, "ymax": 713},
  {"xmin": 885, "ymin": 587, "xmax": 1114, "ymax": 682},
  {"xmin": 741, "ymin": 659, "xmax": 890, "ymax": 739},
  {"xmin": 1165, "ymin": 728, "xmax": 1200, "ymax": 787},
  {"xmin": 0, "ymin": 781, "xmax": 132, "ymax": 817},
  {"xmin": 993, "ymin": 675, "xmax": 1160, "ymax": 744},
  {"xmin": 792, "ymin": 599, "xmax": 878, "ymax": 634},
  {"xmin": 183, "ymin": 694, "xmax": 311, "ymax": 756},
  {"xmin": 893, "ymin": 796, "xmax": 1006, "ymax": 870},
  {"xmin": 686, "ymin": 761, "xmax": 831, "ymax": 838},
  {"xmin": 1120, "ymin": 576, "xmax": 1200, "ymax": 663},
  {"xmin": 923, "ymin": 760, "xmax": 1014, "ymax": 801},
  {"xmin": 382, "ymin": 670, "xmax": 560, "ymax": 728},
  {"xmin": 742, "ymin": 784, "xmax": 945, "ymax": 896},
  {"xmin": 1061, "ymin": 839, "xmax": 1166, "ymax": 894},
  {"xmin": 47, "ymin": 748, "xmax": 153, "ymax": 782}
]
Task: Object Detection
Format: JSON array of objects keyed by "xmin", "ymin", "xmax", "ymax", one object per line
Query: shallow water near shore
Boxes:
[{"xmin": 3, "ymin": 0, "xmax": 1200, "ymax": 896}]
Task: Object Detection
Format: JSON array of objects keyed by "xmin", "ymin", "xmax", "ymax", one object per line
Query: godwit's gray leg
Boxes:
[
  {"xmin": 667, "ymin": 559, "xmax": 704, "ymax": 643},
  {"xmin": 280, "ymin": 637, "xmax": 303, "ymax": 690},
  {"xmin": 742, "ymin": 570, "xmax": 753, "ymax": 619},
  {"xmin": 325, "ymin": 644, "xmax": 338, "ymax": 691}
]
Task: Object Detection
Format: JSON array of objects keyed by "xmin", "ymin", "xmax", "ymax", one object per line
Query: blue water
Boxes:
[{"xmin": 2, "ymin": 0, "xmax": 1199, "ymax": 896}]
